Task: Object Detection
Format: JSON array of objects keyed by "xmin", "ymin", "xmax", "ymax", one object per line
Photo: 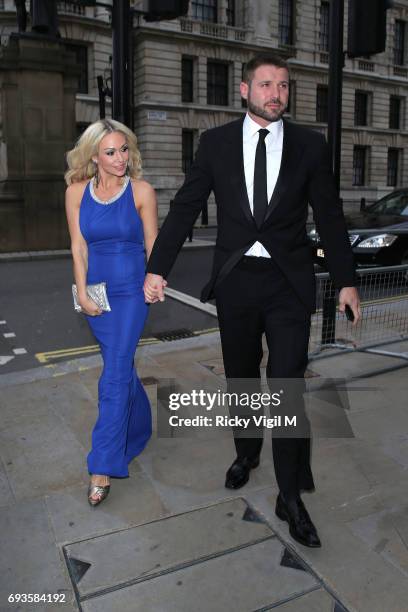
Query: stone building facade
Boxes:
[
  {"xmin": 0, "ymin": 0, "xmax": 113, "ymax": 130},
  {"xmin": 1, "ymin": 0, "xmax": 408, "ymax": 227}
]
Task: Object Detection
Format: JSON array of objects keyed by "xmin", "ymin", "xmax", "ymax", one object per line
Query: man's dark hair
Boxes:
[{"xmin": 243, "ymin": 53, "xmax": 289, "ymax": 84}]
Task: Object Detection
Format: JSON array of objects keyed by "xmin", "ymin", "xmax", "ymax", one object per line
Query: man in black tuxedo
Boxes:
[{"xmin": 144, "ymin": 53, "xmax": 360, "ymax": 548}]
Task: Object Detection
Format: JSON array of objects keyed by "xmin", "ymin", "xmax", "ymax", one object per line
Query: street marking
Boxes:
[
  {"xmin": 13, "ymin": 348, "xmax": 27, "ymax": 355},
  {"xmin": 3, "ymin": 332, "xmax": 16, "ymax": 338},
  {"xmin": 35, "ymin": 337, "xmax": 160, "ymax": 364},
  {"xmin": 0, "ymin": 321, "xmax": 6, "ymax": 325},
  {"xmin": 34, "ymin": 328, "xmax": 219, "ymax": 365},
  {"xmin": 164, "ymin": 287, "xmax": 217, "ymax": 317},
  {"xmin": 195, "ymin": 326, "xmax": 219, "ymax": 334},
  {"xmin": 36, "ymin": 345, "xmax": 100, "ymax": 363},
  {"xmin": 0, "ymin": 356, "xmax": 14, "ymax": 366},
  {"xmin": 40, "ymin": 344, "xmax": 99, "ymax": 357}
]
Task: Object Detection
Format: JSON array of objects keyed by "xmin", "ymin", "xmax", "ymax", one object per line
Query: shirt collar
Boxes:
[{"xmin": 243, "ymin": 113, "xmax": 283, "ymax": 143}]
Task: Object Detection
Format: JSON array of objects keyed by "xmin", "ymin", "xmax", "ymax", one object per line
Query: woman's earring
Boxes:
[{"xmin": 93, "ymin": 161, "xmax": 99, "ymax": 188}]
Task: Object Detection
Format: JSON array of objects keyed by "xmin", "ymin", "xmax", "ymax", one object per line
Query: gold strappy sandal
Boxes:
[{"xmin": 88, "ymin": 478, "xmax": 110, "ymax": 507}]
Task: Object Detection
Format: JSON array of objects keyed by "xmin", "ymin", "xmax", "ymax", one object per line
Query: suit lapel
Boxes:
[
  {"xmin": 263, "ymin": 119, "xmax": 305, "ymax": 224},
  {"xmin": 227, "ymin": 117, "xmax": 257, "ymax": 227}
]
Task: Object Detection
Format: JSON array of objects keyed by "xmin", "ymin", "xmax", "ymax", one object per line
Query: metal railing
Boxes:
[
  {"xmin": 179, "ymin": 18, "xmax": 247, "ymax": 42},
  {"xmin": 393, "ymin": 66, "xmax": 408, "ymax": 78},
  {"xmin": 57, "ymin": 2, "xmax": 86, "ymax": 16},
  {"xmin": 309, "ymin": 265, "xmax": 408, "ymax": 357},
  {"xmin": 358, "ymin": 60, "xmax": 374, "ymax": 72}
]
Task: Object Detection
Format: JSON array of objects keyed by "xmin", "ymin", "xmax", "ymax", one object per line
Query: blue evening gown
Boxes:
[{"xmin": 79, "ymin": 176, "xmax": 152, "ymax": 477}]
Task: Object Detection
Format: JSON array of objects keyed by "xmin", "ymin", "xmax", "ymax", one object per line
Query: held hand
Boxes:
[
  {"xmin": 144, "ymin": 273, "xmax": 167, "ymax": 304},
  {"xmin": 338, "ymin": 287, "xmax": 361, "ymax": 326},
  {"xmin": 79, "ymin": 295, "xmax": 103, "ymax": 316}
]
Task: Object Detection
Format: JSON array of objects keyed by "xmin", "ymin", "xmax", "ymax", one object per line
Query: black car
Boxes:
[{"xmin": 309, "ymin": 189, "xmax": 408, "ymax": 269}]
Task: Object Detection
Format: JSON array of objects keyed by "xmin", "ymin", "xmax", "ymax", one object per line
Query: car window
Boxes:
[{"xmin": 368, "ymin": 193, "xmax": 408, "ymax": 216}]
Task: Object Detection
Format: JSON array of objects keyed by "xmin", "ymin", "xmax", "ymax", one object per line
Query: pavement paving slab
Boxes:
[
  {"xmin": 79, "ymin": 537, "xmax": 319, "ymax": 612},
  {"xmin": 349, "ymin": 506, "xmax": 408, "ymax": 578},
  {"xmin": 272, "ymin": 588, "xmax": 339, "ymax": 611},
  {"xmin": 64, "ymin": 498, "xmax": 274, "ymax": 599},
  {"xmin": 29, "ymin": 372, "xmax": 98, "ymax": 446},
  {"xmin": 0, "ymin": 403, "xmax": 86, "ymax": 501},
  {"xmin": 0, "ymin": 499, "xmax": 75, "ymax": 609},
  {"xmin": 309, "ymin": 350, "xmax": 408, "ymax": 379},
  {"xmin": 0, "ymin": 457, "xmax": 15, "ymax": 508},
  {"xmin": 247, "ymin": 475, "xmax": 408, "ymax": 612},
  {"xmin": 45, "ymin": 471, "xmax": 170, "ymax": 546},
  {"xmin": 133, "ymin": 435, "xmax": 276, "ymax": 516}
]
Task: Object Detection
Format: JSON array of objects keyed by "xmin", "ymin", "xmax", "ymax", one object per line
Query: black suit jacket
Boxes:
[{"xmin": 147, "ymin": 117, "xmax": 356, "ymax": 313}]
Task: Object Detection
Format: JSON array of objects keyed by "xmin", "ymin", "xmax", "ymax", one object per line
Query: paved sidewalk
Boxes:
[{"xmin": 1, "ymin": 332, "xmax": 408, "ymax": 612}]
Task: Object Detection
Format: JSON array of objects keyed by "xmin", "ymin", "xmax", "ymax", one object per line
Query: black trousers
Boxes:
[{"xmin": 214, "ymin": 256, "xmax": 315, "ymax": 496}]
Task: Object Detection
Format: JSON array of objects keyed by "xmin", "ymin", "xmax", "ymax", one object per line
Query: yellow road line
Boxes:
[
  {"xmin": 36, "ymin": 346, "xmax": 100, "ymax": 363},
  {"xmin": 35, "ymin": 326, "xmax": 223, "ymax": 364},
  {"xmin": 40, "ymin": 344, "xmax": 99, "ymax": 357},
  {"xmin": 195, "ymin": 327, "xmax": 219, "ymax": 334},
  {"xmin": 35, "ymin": 336, "xmax": 167, "ymax": 364}
]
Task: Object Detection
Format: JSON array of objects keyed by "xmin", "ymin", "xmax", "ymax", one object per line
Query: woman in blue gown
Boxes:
[{"xmin": 65, "ymin": 119, "xmax": 159, "ymax": 506}]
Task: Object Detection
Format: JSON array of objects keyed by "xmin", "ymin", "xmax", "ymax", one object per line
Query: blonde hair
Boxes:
[{"xmin": 65, "ymin": 119, "xmax": 142, "ymax": 185}]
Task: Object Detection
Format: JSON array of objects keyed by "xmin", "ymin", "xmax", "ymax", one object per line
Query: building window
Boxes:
[
  {"xmin": 279, "ymin": 0, "xmax": 294, "ymax": 46},
  {"xmin": 316, "ymin": 85, "xmax": 328, "ymax": 123},
  {"xmin": 226, "ymin": 0, "xmax": 235, "ymax": 26},
  {"xmin": 389, "ymin": 96, "xmax": 402, "ymax": 129},
  {"xmin": 191, "ymin": 0, "xmax": 217, "ymax": 23},
  {"xmin": 319, "ymin": 1, "xmax": 330, "ymax": 52},
  {"xmin": 182, "ymin": 57, "xmax": 194, "ymax": 103},
  {"xmin": 353, "ymin": 146, "xmax": 367, "ymax": 186},
  {"xmin": 65, "ymin": 43, "xmax": 88, "ymax": 94},
  {"xmin": 182, "ymin": 130, "xmax": 195, "ymax": 174},
  {"xmin": 394, "ymin": 20, "xmax": 406, "ymax": 66},
  {"xmin": 387, "ymin": 148, "xmax": 401, "ymax": 186},
  {"xmin": 354, "ymin": 91, "xmax": 369, "ymax": 126},
  {"xmin": 207, "ymin": 61, "xmax": 229, "ymax": 106}
]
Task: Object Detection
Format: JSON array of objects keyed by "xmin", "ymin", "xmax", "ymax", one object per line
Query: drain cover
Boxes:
[
  {"xmin": 154, "ymin": 329, "xmax": 196, "ymax": 342},
  {"xmin": 140, "ymin": 376, "xmax": 158, "ymax": 386}
]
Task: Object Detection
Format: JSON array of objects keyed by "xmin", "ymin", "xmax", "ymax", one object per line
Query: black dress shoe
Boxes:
[
  {"xmin": 275, "ymin": 493, "xmax": 321, "ymax": 548},
  {"xmin": 225, "ymin": 455, "xmax": 260, "ymax": 489}
]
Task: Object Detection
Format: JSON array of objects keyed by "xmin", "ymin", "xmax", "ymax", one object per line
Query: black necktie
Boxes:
[{"xmin": 253, "ymin": 128, "xmax": 269, "ymax": 228}]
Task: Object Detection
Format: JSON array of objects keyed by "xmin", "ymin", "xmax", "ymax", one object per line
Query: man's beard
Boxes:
[{"xmin": 247, "ymin": 97, "xmax": 286, "ymax": 123}]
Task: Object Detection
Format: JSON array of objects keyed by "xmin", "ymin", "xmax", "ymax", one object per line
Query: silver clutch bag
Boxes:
[{"xmin": 72, "ymin": 282, "xmax": 111, "ymax": 313}]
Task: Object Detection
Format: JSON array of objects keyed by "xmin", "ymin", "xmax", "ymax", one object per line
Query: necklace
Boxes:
[{"xmin": 90, "ymin": 176, "xmax": 129, "ymax": 205}]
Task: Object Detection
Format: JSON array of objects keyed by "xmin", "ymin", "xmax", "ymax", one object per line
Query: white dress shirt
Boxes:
[{"xmin": 243, "ymin": 113, "xmax": 284, "ymax": 257}]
